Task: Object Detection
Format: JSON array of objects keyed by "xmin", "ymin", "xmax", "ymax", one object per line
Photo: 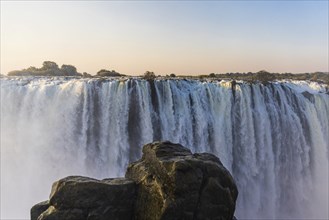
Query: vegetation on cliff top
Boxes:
[
  {"xmin": 202, "ymin": 70, "xmax": 329, "ymax": 84},
  {"xmin": 96, "ymin": 69, "xmax": 125, "ymax": 77},
  {"xmin": 8, "ymin": 61, "xmax": 82, "ymax": 77},
  {"xmin": 5, "ymin": 61, "xmax": 329, "ymax": 85}
]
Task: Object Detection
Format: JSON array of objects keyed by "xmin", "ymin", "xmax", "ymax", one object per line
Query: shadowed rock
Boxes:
[
  {"xmin": 31, "ymin": 141, "xmax": 238, "ymax": 220},
  {"xmin": 126, "ymin": 141, "xmax": 238, "ymax": 220},
  {"xmin": 32, "ymin": 177, "xmax": 135, "ymax": 220},
  {"xmin": 31, "ymin": 201, "xmax": 49, "ymax": 220}
]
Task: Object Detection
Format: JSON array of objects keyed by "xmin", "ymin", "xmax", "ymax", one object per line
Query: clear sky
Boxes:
[{"xmin": 1, "ymin": 1, "xmax": 328, "ymax": 75}]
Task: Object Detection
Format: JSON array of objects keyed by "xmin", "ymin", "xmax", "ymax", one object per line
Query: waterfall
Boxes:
[{"xmin": 1, "ymin": 77, "xmax": 328, "ymax": 219}]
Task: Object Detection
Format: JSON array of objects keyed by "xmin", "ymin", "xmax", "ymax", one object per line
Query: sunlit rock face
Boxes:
[{"xmin": 1, "ymin": 77, "xmax": 328, "ymax": 219}]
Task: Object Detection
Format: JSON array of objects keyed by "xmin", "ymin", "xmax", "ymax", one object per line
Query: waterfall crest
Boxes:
[{"xmin": 1, "ymin": 77, "xmax": 328, "ymax": 219}]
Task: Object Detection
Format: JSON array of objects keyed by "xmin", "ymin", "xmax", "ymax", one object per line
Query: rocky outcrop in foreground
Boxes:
[{"xmin": 32, "ymin": 141, "xmax": 238, "ymax": 220}]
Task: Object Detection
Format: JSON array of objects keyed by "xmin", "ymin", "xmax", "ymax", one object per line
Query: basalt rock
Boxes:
[
  {"xmin": 126, "ymin": 141, "xmax": 238, "ymax": 220},
  {"xmin": 31, "ymin": 201, "xmax": 50, "ymax": 220},
  {"xmin": 32, "ymin": 177, "xmax": 135, "ymax": 220},
  {"xmin": 31, "ymin": 141, "xmax": 238, "ymax": 220}
]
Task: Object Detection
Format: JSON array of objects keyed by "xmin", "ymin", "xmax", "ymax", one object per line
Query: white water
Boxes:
[{"xmin": 1, "ymin": 77, "xmax": 328, "ymax": 219}]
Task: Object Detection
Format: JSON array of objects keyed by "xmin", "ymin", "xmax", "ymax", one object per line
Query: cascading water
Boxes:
[{"xmin": 1, "ymin": 77, "xmax": 328, "ymax": 219}]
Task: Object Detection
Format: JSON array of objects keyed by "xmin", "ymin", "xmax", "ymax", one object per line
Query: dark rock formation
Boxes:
[
  {"xmin": 126, "ymin": 141, "xmax": 238, "ymax": 220},
  {"xmin": 32, "ymin": 177, "xmax": 135, "ymax": 220},
  {"xmin": 31, "ymin": 201, "xmax": 49, "ymax": 220},
  {"xmin": 31, "ymin": 141, "xmax": 238, "ymax": 220}
]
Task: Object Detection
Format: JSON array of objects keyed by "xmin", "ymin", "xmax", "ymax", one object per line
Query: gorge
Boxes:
[{"xmin": 1, "ymin": 77, "xmax": 328, "ymax": 219}]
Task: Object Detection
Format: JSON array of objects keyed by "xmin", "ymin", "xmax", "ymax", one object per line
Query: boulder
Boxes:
[
  {"xmin": 31, "ymin": 201, "xmax": 49, "ymax": 220},
  {"xmin": 126, "ymin": 141, "xmax": 238, "ymax": 220},
  {"xmin": 32, "ymin": 177, "xmax": 135, "ymax": 220},
  {"xmin": 49, "ymin": 176, "xmax": 135, "ymax": 209},
  {"xmin": 31, "ymin": 141, "xmax": 238, "ymax": 220}
]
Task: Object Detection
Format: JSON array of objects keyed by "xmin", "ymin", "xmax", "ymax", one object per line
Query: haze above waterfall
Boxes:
[{"xmin": 1, "ymin": 77, "xmax": 328, "ymax": 219}]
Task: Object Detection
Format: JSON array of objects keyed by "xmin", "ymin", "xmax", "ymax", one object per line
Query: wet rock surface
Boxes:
[{"xmin": 32, "ymin": 141, "xmax": 238, "ymax": 220}]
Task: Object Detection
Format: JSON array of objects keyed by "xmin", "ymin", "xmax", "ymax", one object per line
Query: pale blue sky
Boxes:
[{"xmin": 1, "ymin": 1, "xmax": 328, "ymax": 75}]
